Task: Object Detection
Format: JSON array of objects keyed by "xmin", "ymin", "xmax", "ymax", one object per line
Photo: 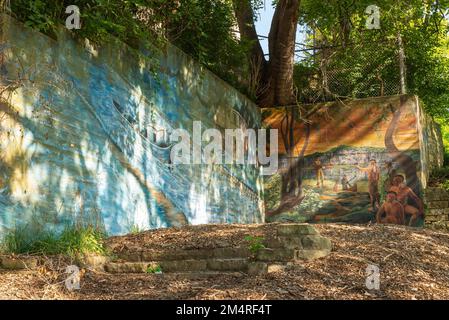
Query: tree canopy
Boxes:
[
  {"xmin": 8, "ymin": 0, "xmax": 250, "ymax": 95},
  {"xmin": 6, "ymin": 0, "xmax": 449, "ymax": 118},
  {"xmin": 297, "ymin": 0, "xmax": 449, "ymax": 118}
]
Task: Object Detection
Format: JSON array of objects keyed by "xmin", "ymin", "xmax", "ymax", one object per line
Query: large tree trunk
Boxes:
[
  {"xmin": 233, "ymin": 0, "xmax": 301, "ymax": 108},
  {"xmin": 265, "ymin": 0, "xmax": 300, "ymax": 107},
  {"xmin": 232, "ymin": 0, "xmax": 266, "ymax": 69},
  {"xmin": 233, "ymin": 0, "xmax": 303, "ymax": 216}
]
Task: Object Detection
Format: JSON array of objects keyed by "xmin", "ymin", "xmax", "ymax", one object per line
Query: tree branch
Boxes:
[{"xmin": 232, "ymin": 0, "xmax": 266, "ymax": 65}]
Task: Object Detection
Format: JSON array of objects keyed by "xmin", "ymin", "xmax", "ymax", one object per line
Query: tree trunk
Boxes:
[
  {"xmin": 233, "ymin": 0, "xmax": 301, "ymax": 108},
  {"xmin": 232, "ymin": 0, "xmax": 266, "ymax": 68},
  {"xmin": 233, "ymin": 0, "xmax": 303, "ymax": 216},
  {"xmin": 264, "ymin": 0, "xmax": 300, "ymax": 107}
]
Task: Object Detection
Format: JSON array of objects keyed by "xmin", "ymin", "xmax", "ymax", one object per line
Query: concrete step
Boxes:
[
  {"xmin": 111, "ymin": 247, "xmax": 251, "ymax": 262},
  {"xmin": 104, "ymin": 258, "xmax": 249, "ymax": 274},
  {"xmin": 146, "ymin": 271, "xmax": 246, "ymax": 279},
  {"xmin": 100, "ymin": 224, "xmax": 332, "ymax": 275}
]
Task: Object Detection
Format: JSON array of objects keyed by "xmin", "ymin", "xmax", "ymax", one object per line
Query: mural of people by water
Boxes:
[
  {"xmin": 262, "ymin": 95, "xmax": 429, "ymax": 227},
  {"xmin": 356, "ymin": 159, "xmax": 381, "ymax": 211}
]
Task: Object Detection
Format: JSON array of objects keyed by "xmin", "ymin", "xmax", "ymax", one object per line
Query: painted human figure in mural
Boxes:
[
  {"xmin": 340, "ymin": 174, "xmax": 357, "ymax": 192},
  {"xmin": 388, "ymin": 175, "xmax": 423, "ymax": 226},
  {"xmin": 357, "ymin": 159, "xmax": 380, "ymax": 211},
  {"xmin": 341, "ymin": 175, "xmax": 350, "ymax": 190},
  {"xmin": 314, "ymin": 158, "xmax": 325, "ymax": 188},
  {"xmin": 376, "ymin": 191, "xmax": 405, "ymax": 225}
]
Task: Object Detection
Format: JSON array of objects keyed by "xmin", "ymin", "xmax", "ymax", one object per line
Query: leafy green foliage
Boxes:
[
  {"xmin": 443, "ymin": 180, "xmax": 449, "ymax": 192},
  {"xmin": 146, "ymin": 264, "xmax": 162, "ymax": 274},
  {"xmin": 437, "ymin": 119, "xmax": 449, "ymax": 165},
  {"xmin": 297, "ymin": 0, "xmax": 449, "ymax": 117},
  {"xmin": 168, "ymin": 0, "xmax": 250, "ymax": 86},
  {"xmin": 0, "ymin": 225, "xmax": 106, "ymax": 257},
  {"xmin": 8, "ymin": 0, "xmax": 449, "ymax": 117},
  {"xmin": 244, "ymin": 235, "xmax": 265, "ymax": 256},
  {"xmin": 9, "ymin": 0, "xmax": 252, "ymax": 98}
]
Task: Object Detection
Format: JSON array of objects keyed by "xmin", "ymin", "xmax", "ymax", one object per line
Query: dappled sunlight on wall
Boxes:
[
  {"xmin": 0, "ymin": 14, "xmax": 263, "ymax": 235},
  {"xmin": 262, "ymin": 95, "xmax": 442, "ymax": 227}
]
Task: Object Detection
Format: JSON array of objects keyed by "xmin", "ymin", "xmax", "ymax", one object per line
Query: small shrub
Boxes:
[
  {"xmin": 244, "ymin": 235, "xmax": 265, "ymax": 256},
  {"xmin": 129, "ymin": 225, "xmax": 143, "ymax": 235},
  {"xmin": 442, "ymin": 180, "xmax": 449, "ymax": 192},
  {"xmin": 0, "ymin": 225, "xmax": 33, "ymax": 254},
  {"xmin": 146, "ymin": 264, "xmax": 162, "ymax": 274},
  {"xmin": 444, "ymin": 152, "xmax": 449, "ymax": 167}
]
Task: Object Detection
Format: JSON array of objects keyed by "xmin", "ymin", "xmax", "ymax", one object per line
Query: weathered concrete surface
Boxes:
[
  {"xmin": 417, "ymin": 99, "xmax": 445, "ymax": 187},
  {"xmin": 424, "ymin": 187, "xmax": 449, "ymax": 230},
  {"xmin": 97, "ymin": 223, "xmax": 332, "ymax": 274},
  {"xmin": 0, "ymin": 256, "xmax": 38, "ymax": 270},
  {"xmin": 0, "ymin": 14, "xmax": 263, "ymax": 235},
  {"xmin": 276, "ymin": 223, "xmax": 318, "ymax": 237}
]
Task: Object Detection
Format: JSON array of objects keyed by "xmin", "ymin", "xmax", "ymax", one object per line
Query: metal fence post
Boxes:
[{"xmin": 397, "ymin": 32, "xmax": 407, "ymax": 94}]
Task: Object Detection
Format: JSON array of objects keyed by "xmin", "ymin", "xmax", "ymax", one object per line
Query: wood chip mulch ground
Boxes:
[{"xmin": 1, "ymin": 223, "xmax": 449, "ymax": 300}]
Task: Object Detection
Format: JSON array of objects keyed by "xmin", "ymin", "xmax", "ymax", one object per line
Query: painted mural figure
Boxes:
[
  {"xmin": 263, "ymin": 96, "xmax": 431, "ymax": 227},
  {"xmin": 388, "ymin": 175, "xmax": 423, "ymax": 226},
  {"xmin": 341, "ymin": 175, "xmax": 351, "ymax": 190},
  {"xmin": 356, "ymin": 159, "xmax": 381, "ymax": 211},
  {"xmin": 376, "ymin": 191, "xmax": 405, "ymax": 225},
  {"xmin": 341, "ymin": 174, "xmax": 357, "ymax": 192},
  {"xmin": 314, "ymin": 158, "xmax": 325, "ymax": 188}
]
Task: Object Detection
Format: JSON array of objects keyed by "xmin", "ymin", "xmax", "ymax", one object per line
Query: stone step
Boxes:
[
  {"xmin": 0, "ymin": 256, "xmax": 38, "ymax": 270},
  {"xmin": 111, "ymin": 247, "xmax": 251, "ymax": 262},
  {"xmin": 104, "ymin": 258, "xmax": 249, "ymax": 274},
  {"xmin": 146, "ymin": 271, "xmax": 246, "ymax": 279},
  {"xmin": 100, "ymin": 224, "xmax": 332, "ymax": 274}
]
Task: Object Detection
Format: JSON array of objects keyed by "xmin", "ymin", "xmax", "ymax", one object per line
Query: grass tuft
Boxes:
[{"xmin": 0, "ymin": 225, "xmax": 107, "ymax": 257}]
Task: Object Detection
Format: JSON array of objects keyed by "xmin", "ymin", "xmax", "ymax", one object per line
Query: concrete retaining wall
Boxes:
[
  {"xmin": 0, "ymin": 14, "xmax": 264, "ymax": 235},
  {"xmin": 424, "ymin": 187, "xmax": 449, "ymax": 230}
]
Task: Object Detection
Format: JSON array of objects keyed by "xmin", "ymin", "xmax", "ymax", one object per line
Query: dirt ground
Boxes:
[{"xmin": 1, "ymin": 223, "xmax": 449, "ymax": 300}]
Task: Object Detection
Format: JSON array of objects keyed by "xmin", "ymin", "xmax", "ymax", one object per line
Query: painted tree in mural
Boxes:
[
  {"xmin": 232, "ymin": 0, "xmax": 314, "ymax": 214},
  {"xmin": 267, "ymin": 111, "xmax": 310, "ymax": 217},
  {"xmin": 233, "ymin": 0, "xmax": 310, "ymax": 214},
  {"xmin": 385, "ymin": 96, "xmax": 419, "ymax": 194}
]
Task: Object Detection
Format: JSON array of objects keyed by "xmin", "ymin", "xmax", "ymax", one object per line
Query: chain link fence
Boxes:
[{"xmin": 296, "ymin": 38, "xmax": 404, "ymax": 104}]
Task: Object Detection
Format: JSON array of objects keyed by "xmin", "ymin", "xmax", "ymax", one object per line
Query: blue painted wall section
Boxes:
[{"xmin": 0, "ymin": 15, "xmax": 264, "ymax": 235}]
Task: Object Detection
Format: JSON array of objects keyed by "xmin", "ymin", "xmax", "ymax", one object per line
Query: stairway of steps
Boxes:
[
  {"xmin": 80, "ymin": 223, "xmax": 333, "ymax": 275},
  {"xmin": 104, "ymin": 247, "xmax": 252, "ymax": 273},
  {"xmin": 0, "ymin": 224, "xmax": 333, "ymax": 275}
]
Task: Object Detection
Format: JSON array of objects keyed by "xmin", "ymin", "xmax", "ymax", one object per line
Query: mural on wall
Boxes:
[
  {"xmin": 262, "ymin": 95, "xmax": 429, "ymax": 227},
  {"xmin": 0, "ymin": 15, "xmax": 264, "ymax": 235}
]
